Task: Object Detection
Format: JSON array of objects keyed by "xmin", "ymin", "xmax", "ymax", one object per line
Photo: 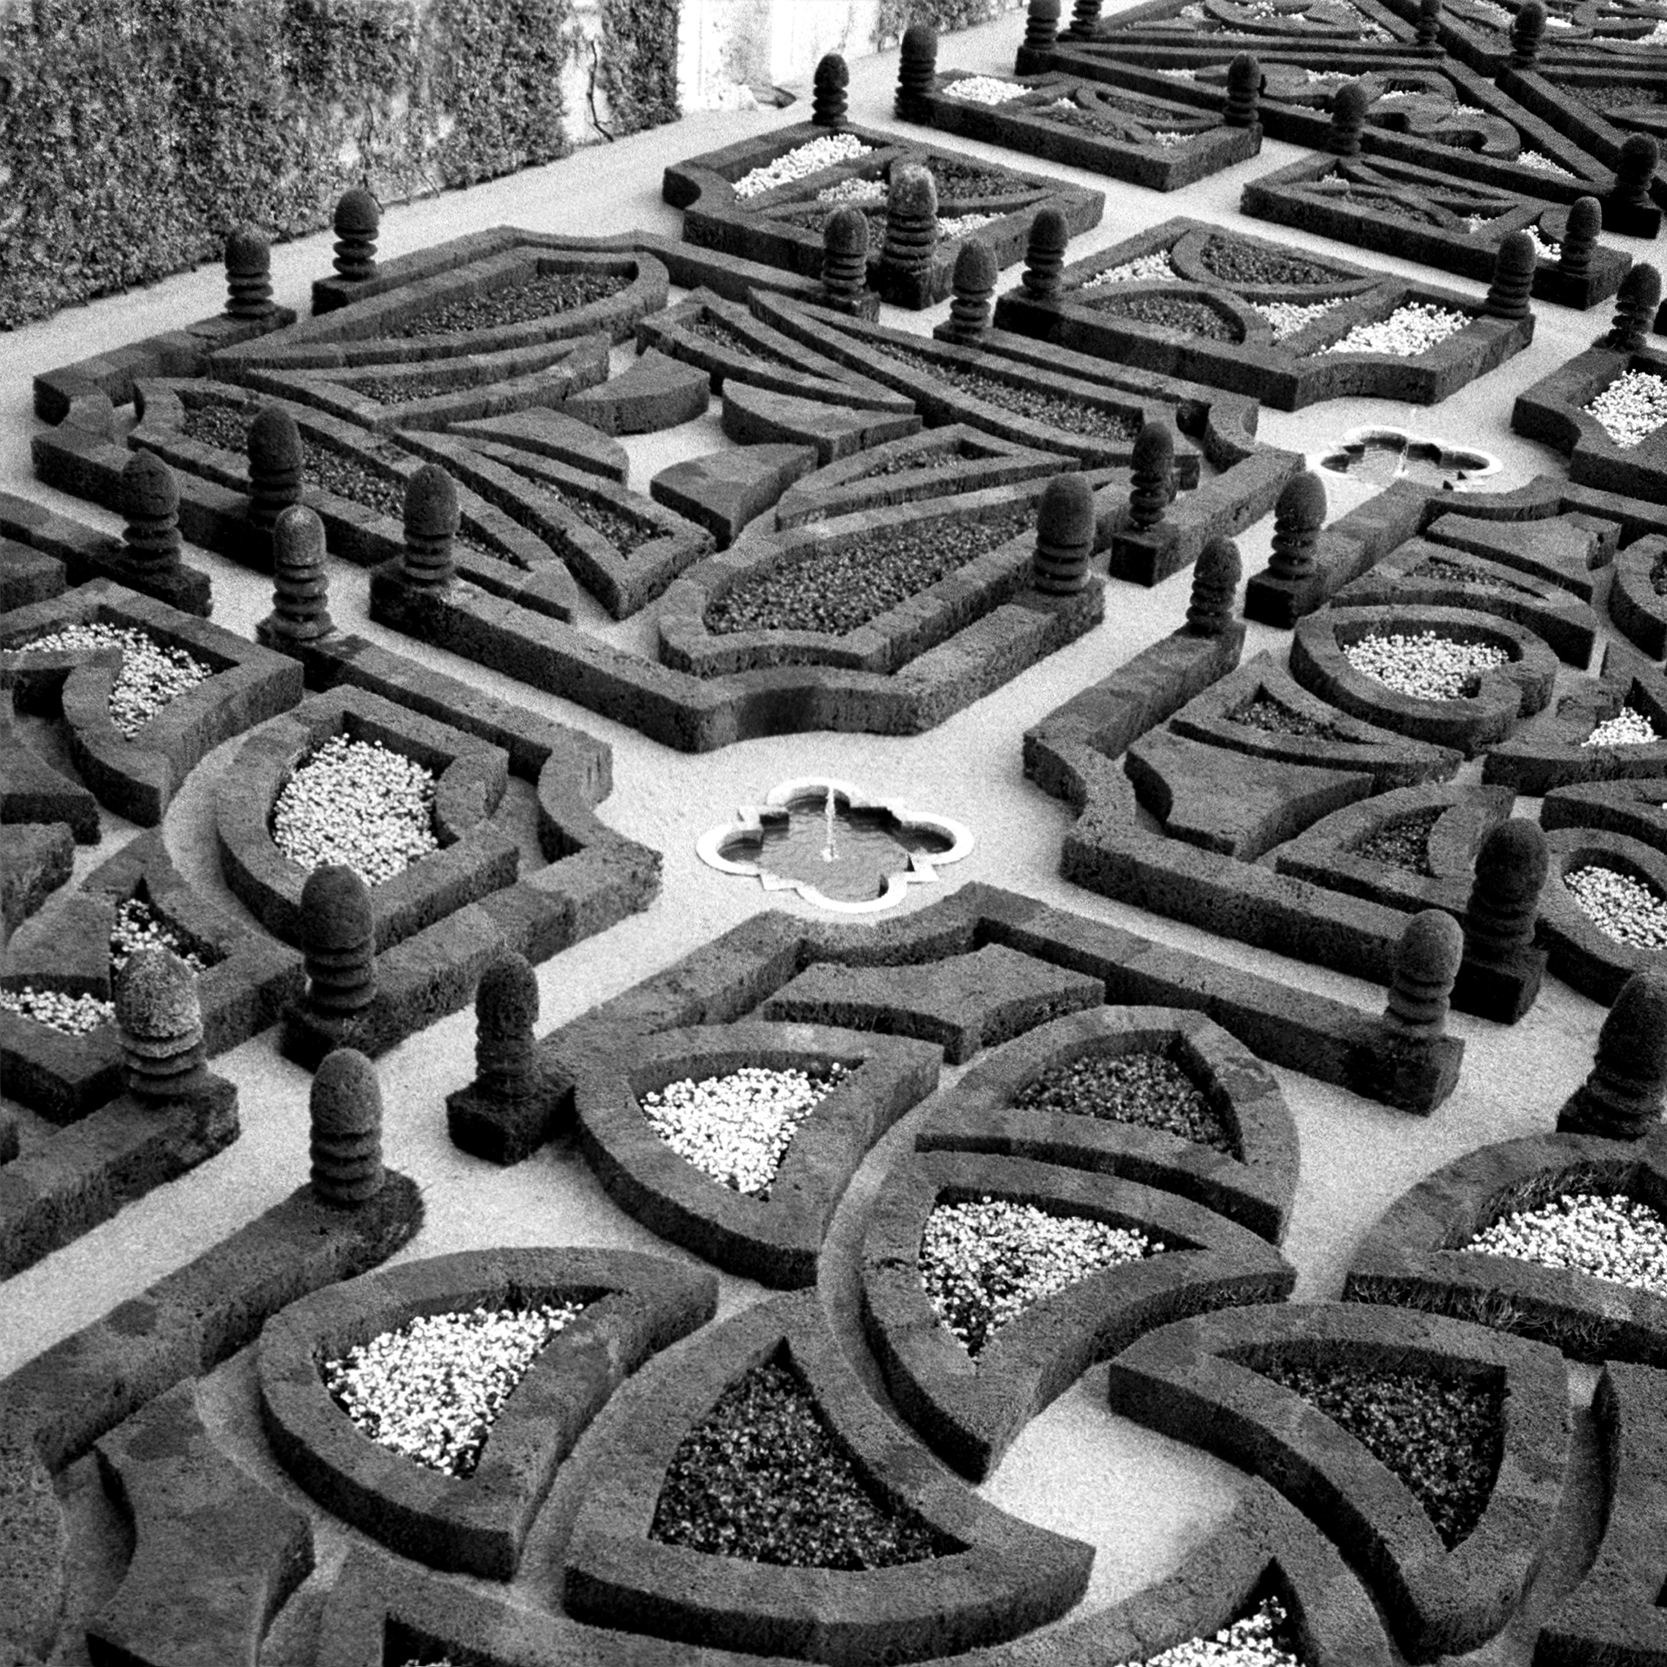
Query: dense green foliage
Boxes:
[
  {"xmin": 598, "ymin": 0, "xmax": 681, "ymax": 138},
  {"xmin": 873, "ymin": 0, "xmax": 1026, "ymax": 49}
]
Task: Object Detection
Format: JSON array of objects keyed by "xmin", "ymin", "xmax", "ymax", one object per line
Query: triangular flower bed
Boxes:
[
  {"xmin": 562, "ymin": 1289, "xmax": 1094, "ymax": 1664},
  {"xmin": 916, "ymin": 1005, "xmax": 1299, "ymax": 1243},
  {"xmin": 1104, "ymin": 1301, "xmax": 1569, "ymax": 1660},
  {"xmin": 567, "ymin": 1021, "xmax": 941, "ymax": 1286},
  {"xmin": 859, "ymin": 1149, "xmax": 1293, "ymax": 1479},
  {"xmin": 257, "ymin": 1247, "xmax": 718, "ymax": 1580}
]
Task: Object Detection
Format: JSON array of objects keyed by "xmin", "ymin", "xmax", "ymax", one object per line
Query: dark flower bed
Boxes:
[
  {"xmin": 1226, "ymin": 693, "xmax": 1350, "ymax": 739},
  {"xmin": 1013, "ymin": 1046, "xmax": 1238, "ymax": 1157},
  {"xmin": 1650, "ymin": 551, "xmax": 1667, "ymax": 597},
  {"xmin": 182, "ymin": 402, "xmax": 256, "ymax": 454},
  {"xmin": 1571, "ymin": 85, "xmax": 1667, "ymax": 116},
  {"xmin": 1198, "ymin": 236, "xmax": 1345, "ymax": 287},
  {"xmin": 394, "ymin": 269, "xmax": 631, "ymax": 336},
  {"xmin": 704, "ymin": 504, "xmax": 1032, "ymax": 636},
  {"xmin": 541, "ymin": 487, "xmax": 656, "ymax": 554},
  {"xmin": 852, "ymin": 441, "xmax": 961, "ymax": 480},
  {"xmin": 685, "ymin": 314, "xmax": 800, "ymax": 372},
  {"xmin": 303, "ymin": 447, "xmax": 407, "ymax": 519},
  {"xmin": 355, "ymin": 374, "xmax": 469, "ymax": 405},
  {"xmin": 649, "ymin": 1356, "xmax": 952, "ymax": 1568},
  {"xmin": 925, "ymin": 157, "xmax": 1022, "ymax": 199},
  {"xmin": 1331, "ymin": 188, "xmax": 1443, "ymax": 226},
  {"xmin": 1080, "ymin": 292, "xmax": 1241, "ymax": 340},
  {"xmin": 1409, "ymin": 556, "xmax": 1524, "ymax": 595},
  {"xmin": 1351, "ymin": 806, "xmax": 1442, "ymax": 875},
  {"xmin": 1256, "ymin": 1360, "xmax": 1503, "ymax": 1548}
]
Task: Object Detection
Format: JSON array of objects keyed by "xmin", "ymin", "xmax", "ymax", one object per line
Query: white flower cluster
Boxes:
[
  {"xmin": 1109, "ymin": 1599, "xmax": 1300, "ymax": 1667},
  {"xmin": 1584, "ymin": 706, "xmax": 1661, "ymax": 747},
  {"xmin": 0, "ymin": 986, "xmax": 114, "ymax": 1035},
  {"xmin": 942, "ymin": 212, "xmax": 1004, "ymax": 240},
  {"xmin": 1564, "ymin": 865, "xmax": 1667, "ymax": 948},
  {"xmin": 1319, "ymin": 302, "xmax": 1471, "ymax": 358},
  {"xmin": 323, "ymin": 1301, "xmax": 586, "ymax": 1477},
  {"xmin": 732, "ymin": 133, "xmax": 872, "ymax": 199},
  {"xmin": 1518, "ymin": 150, "xmax": 1578, "ymax": 178},
  {"xmin": 817, "ymin": 176, "xmax": 887, "ymax": 205},
  {"xmin": 272, "ymin": 734, "xmax": 439, "ymax": 889},
  {"xmin": 1158, "ymin": 67, "xmax": 1199, "ymax": 79},
  {"xmin": 1585, "ymin": 370, "xmax": 1667, "ymax": 450},
  {"xmin": 640, "ymin": 1063, "xmax": 850, "ymax": 1195},
  {"xmin": 1151, "ymin": 130, "xmax": 1190, "ymax": 147},
  {"xmin": 942, "ymin": 76, "xmax": 1031, "ymax": 104},
  {"xmin": 15, "ymin": 622, "xmax": 212, "ymax": 739},
  {"xmin": 1253, "ymin": 297, "xmax": 1342, "ymax": 342},
  {"xmin": 1082, "ymin": 250, "xmax": 1178, "ymax": 288},
  {"xmin": 920, "ymin": 1195, "xmax": 1162, "ymax": 1353},
  {"xmin": 110, "ymin": 897, "xmax": 206, "ymax": 973},
  {"xmin": 1464, "ymin": 1192, "xmax": 1667, "ymax": 1300},
  {"xmin": 1342, "ymin": 630, "xmax": 1509, "ymax": 701}
]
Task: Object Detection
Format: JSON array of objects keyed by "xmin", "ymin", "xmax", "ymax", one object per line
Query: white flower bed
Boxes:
[
  {"xmin": 1584, "ymin": 706, "xmax": 1662, "ymax": 747},
  {"xmin": 1318, "ymin": 302, "xmax": 1470, "ymax": 357},
  {"xmin": 0, "ymin": 987, "xmax": 115, "ymax": 1035},
  {"xmin": 324, "ymin": 1302, "xmax": 586, "ymax": 1477},
  {"xmin": 1342, "ymin": 630, "xmax": 1509, "ymax": 701},
  {"xmin": 14, "ymin": 622, "xmax": 212, "ymax": 739},
  {"xmin": 1082, "ymin": 250, "xmax": 1178, "ymax": 288},
  {"xmin": 1109, "ymin": 1598, "xmax": 1299, "ymax": 1667},
  {"xmin": 732, "ymin": 133, "xmax": 872, "ymax": 200},
  {"xmin": 272, "ymin": 734, "xmax": 439, "ymax": 888},
  {"xmin": 942, "ymin": 75, "xmax": 1031, "ymax": 105},
  {"xmin": 941, "ymin": 212, "xmax": 1003, "ymax": 240},
  {"xmin": 1585, "ymin": 370, "xmax": 1667, "ymax": 450},
  {"xmin": 1518, "ymin": 150, "xmax": 1577, "ymax": 178},
  {"xmin": 1564, "ymin": 865, "xmax": 1667, "ymax": 949},
  {"xmin": 1151, "ymin": 130, "xmax": 1190, "ymax": 147},
  {"xmin": 1253, "ymin": 297, "xmax": 1342, "ymax": 342},
  {"xmin": 920, "ymin": 1195, "xmax": 1162, "ymax": 1353},
  {"xmin": 110, "ymin": 897, "xmax": 206, "ymax": 973},
  {"xmin": 1464, "ymin": 1192, "xmax": 1667, "ymax": 1300},
  {"xmin": 817, "ymin": 176, "xmax": 887, "ymax": 205},
  {"xmin": 640, "ymin": 1063, "xmax": 850, "ymax": 1195},
  {"xmin": 1158, "ymin": 66, "xmax": 1198, "ymax": 79}
]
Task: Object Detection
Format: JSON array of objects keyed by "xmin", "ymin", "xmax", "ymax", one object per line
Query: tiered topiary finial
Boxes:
[
  {"xmin": 247, "ymin": 404, "xmax": 304, "ymax": 537},
  {"xmin": 1022, "ymin": 207, "xmax": 1070, "ymax": 301},
  {"xmin": 1609, "ymin": 134, "xmax": 1661, "ymax": 221},
  {"xmin": 309, "ymin": 1047, "xmax": 386, "ymax": 1208},
  {"xmin": 1266, "ymin": 470, "xmax": 1327, "ymax": 583},
  {"xmin": 895, "ymin": 24, "xmax": 938, "ymax": 121},
  {"xmin": 1558, "ymin": 197, "xmax": 1602, "ymax": 281},
  {"xmin": 812, "ymin": 53, "xmax": 849, "ymax": 127},
  {"xmin": 941, "ymin": 239, "xmax": 998, "ymax": 344},
  {"xmin": 1128, "ymin": 422, "xmax": 1175, "ymax": 532},
  {"xmin": 300, "ymin": 863, "xmax": 376, "ymax": 1042},
  {"xmin": 1185, "ymin": 536, "xmax": 1241, "ymax": 636},
  {"xmin": 1024, "ymin": 0, "xmax": 1062, "ymax": 53},
  {"xmin": 116, "ymin": 945, "xmax": 207, "ymax": 1102},
  {"xmin": 1462, "ymin": 820, "xmax": 1547, "ymax": 966},
  {"xmin": 1224, "ymin": 55, "xmax": 1261, "ymax": 128},
  {"xmin": 121, "ymin": 450, "xmax": 182, "ymax": 579},
  {"xmin": 1384, "ymin": 910, "xmax": 1464, "ymax": 1033},
  {"xmin": 258, "ymin": 504, "xmax": 333, "ymax": 648},
  {"xmin": 1415, "ymin": 0, "xmax": 1442, "ymax": 50},
  {"xmin": 1327, "ymin": 81, "xmax": 1369, "ymax": 158},
  {"xmin": 1608, "ymin": 261, "xmax": 1661, "ymax": 351},
  {"xmin": 473, "ymin": 952, "xmax": 542, "ymax": 1110},
  {"xmin": 1508, "ymin": 0, "xmax": 1545, "ymax": 69},
  {"xmin": 822, "ymin": 206, "xmax": 871, "ymax": 304},
  {"xmin": 225, "ymin": 225, "xmax": 275, "ymax": 321},
  {"xmin": 1484, "ymin": 230, "xmax": 1537, "ymax": 322},
  {"xmin": 1032, "ymin": 473, "xmax": 1096, "ymax": 595},
  {"xmin": 401, "ymin": 463, "xmax": 459, "ymax": 591},
  {"xmin": 1068, "ymin": 0, "xmax": 1103, "ymax": 36},
  {"xmin": 1556, "ymin": 964, "xmax": 1667, "ymax": 1139},
  {"xmin": 332, "ymin": 188, "xmax": 380, "ymax": 283},
  {"xmin": 881, "ymin": 163, "xmax": 938, "ymax": 275}
]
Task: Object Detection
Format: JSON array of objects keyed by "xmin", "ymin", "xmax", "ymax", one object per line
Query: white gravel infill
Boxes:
[
  {"xmin": 817, "ymin": 176, "xmax": 887, "ymax": 205},
  {"xmin": 732, "ymin": 133, "xmax": 872, "ymax": 199},
  {"xmin": 1584, "ymin": 706, "xmax": 1662, "ymax": 747},
  {"xmin": 324, "ymin": 1302, "xmax": 586, "ymax": 1476},
  {"xmin": 640, "ymin": 1063, "xmax": 850, "ymax": 1195},
  {"xmin": 1253, "ymin": 297, "xmax": 1342, "ymax": 342},
  {"xmin": 272, "ymin": 734, "xmax": 439, "ymax": 888},
  {"xmin": 942, "ymin": 75, "xmax": 1031, "ymax": 104},
  {"xmin": 920, "ymin": 1195, "xmax": 1162, "ymax": 1353},
  {"xmin": 941, "ymin": 212, "xmax": 1003, "ymax": 239},
  {"xmin": 1518, "ymin": 150, "xmax": 1578, "ymax": 178},
  {"xmin": 1318, "ymin": 302, "xmax": 1471, "ymax": 357},
  {"xmin": 1464, "ymin": 1193, "xmax": 1667, "ymax": 1299},
  {"xmin": 1082, "ymin": 250, "xmax": 1178, "ymax": 287},
  {"xmin": 1342, "ymin": 630, "xmax": 1509, "ymax": 701},
  {"xmin": 110, "ymin": 897, "xmax": 207, "ymax": 972},
  {"xmin": 1585, "ymin": 370, "xmax": 1667, "ymax": 450},
  {"xmin": 14, "ymin": 622, "xmax": 212, "ymax": 739},
  {"xmin": 1563, "ymin": 865, "xmax": 1667, "ymax": 948},
  {"xmin": 1109, "ymin": 1598, "xmax": 1300, "ymax": 1667}
]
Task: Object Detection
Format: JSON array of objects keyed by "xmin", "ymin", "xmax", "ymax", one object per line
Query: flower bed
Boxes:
[
  {"xmin": 1341, "ymin": 629, "xmax": 1510, "ymax": 701},
  {"xmin": 1539, "ymin": 827, "xmax": 1667, "ymax": 1001},
  {"xmin": 12, "ymin": 622, "xmax": 211, "ymax": 739},
  {"xmin": 1513, "ymin": 347, "xmax": 1667, "ymax": 502},
  {"xmin": 731, "ymin": 133, "xmax": 874, "ymax": 199},
  {"xmin": 1461, "ymin": 1191, "xmax": 1667, "ymax": 1299},
  {"xmin": 1563, "ymin": 863, "xmax": 1667, "ymax": 949},
  {"xmin": 1317, "ymin": 302, "xmax": 1471, "ymax": 358},
  {"xmin": 1586, "ymin": 370, "xmax": 1667, "ymax": 450}
]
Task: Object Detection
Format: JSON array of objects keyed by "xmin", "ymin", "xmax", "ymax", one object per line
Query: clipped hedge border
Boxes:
[
  {"xmin": 0, "ymin": 823, "xmax": 73, "ymax": 936},
  {"xmin": 1104, "ymin": 1301, "xmax": 1571, "ymax": 1662},
  {"xmin": 859, "ymin": 1149, "xmax": 1294, "ymax": 1479},
  {"xmin": 569, "ymin": 1022, "xmax": 940, "ymax": 1288},
  {"xmin": 1607, "ymin": 532, "xmax": 1667, "ymax": 661},
  {"xmin": 1513, "ymin": 343, "xmax": 1667, "ymax": 503},
  {"xmin": 258, "ymin": 1247, "xmax": 718, "ymax": 1580},
  {"xmin": 1543, "ymin": 775, "xmax": 1667, "ymax": 853},
  {"xmin": 915, "ymin": 1005, "xmax": 1300, "ymax": 1243},
  {"xmin": 1537, "ymin": 825, "xmax": 1667, "ymax": 1004},
  {"xmin": 1344, "ymin": 1129, "xmax": 1667, "ymax": 1363}
]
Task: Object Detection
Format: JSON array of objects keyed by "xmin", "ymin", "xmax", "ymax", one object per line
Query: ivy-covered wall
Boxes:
[
  {"xmin": 0, "ymin": 0, "xmax": 580, "ymax": 329},
  {"xmin": 872, "ymin": 0, "xmax": 1025, "ymax": 49},
  {"xmin": 597, "ymin": 0, "xmax": 681, "ymax": 138}
]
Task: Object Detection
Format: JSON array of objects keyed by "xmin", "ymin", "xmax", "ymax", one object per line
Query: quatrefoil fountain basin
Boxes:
[
  {"xmin": 1318, "ymin": 427, "xmax": 1502, "ymax": 490},
  {"xmin": 698, "ymin": 778, "xmax": 974, "ymax": 911}
]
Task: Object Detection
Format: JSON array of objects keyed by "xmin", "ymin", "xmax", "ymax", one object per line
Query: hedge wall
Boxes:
[
  {"xmin": 0, "ymin": 0, "xmax": 580, "ymax": 329},
  {"xmin": 873, "ymin": 0, "xmax": 1026, "ymax": 48},
  {"xmin": 598, "ymin": 0, "xmax": 680, "ymax": 139}
]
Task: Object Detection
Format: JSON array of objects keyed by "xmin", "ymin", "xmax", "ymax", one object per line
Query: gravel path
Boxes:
[
  {"xmin": 1108, "ymin": 1597, "xmax": 1301, "ymax": 1667},
  {"xmin": 1464, "ymin": 1191, "xmax": 1667, "ymax": 1300},
  {"xmin": 1563, "ymin": 864, "xmax": 1667, "ymax": 948},
  {"xmin": 1342, "ymin": 630, "xmax": 1509, "ymax": 701},
  {"xmin": 1013, "ymin": 1048, "xmax": 1238, "ymax": 1156},
  {"xmin": 1318, "ymin": 302, "xmax": 1470, "ymax": 357},
  {"xmin": 14, "ymin": 622, "xmax": 212, "ymax": 738},
  {"xmin": 1585, "ymin": 370, "xmax": 1667, "ymax": 450},
  {"xmin": 322, "ymin": 1301, "xmax": 587, "ymax": 1477}
]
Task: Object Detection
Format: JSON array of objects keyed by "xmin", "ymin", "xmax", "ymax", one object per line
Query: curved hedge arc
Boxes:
[
  {"xmin": 859, "ymin": 1149, "xmax": 1294, "ymax": 1480},
  {"xmin": 258, "ymin": 1247, "xmax": 718, "ymax": 1581},
  {"xmin": 914, "ymin": 1004, "xmax": 1300, "ymax": 1243},
  {"xmin": 1538, "ymin": 825, "xmax": 1667, "ymax": 1004}
]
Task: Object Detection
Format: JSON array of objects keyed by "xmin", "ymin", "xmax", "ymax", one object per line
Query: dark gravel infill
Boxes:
[
  {"xmin": 871, "ymin": 342, "xmax": 1143, "ymax": 439},
  {"xmin": 1014, "ymin": 1046, "xmax": 1239, "ymax": 1156},
  {"xmin": 649, "ymin": 1357, "xmax": 953, "ymax": 1568},
  {"xmin": 685, "ymin": 315, "xmax": 800, "ymax": 372},
  {"xmin": 1034, "ymin": 103, "xmax": 1183, "ymax": 141},
  {"xmin": 182, "ymin": 402, "xmax": 256, "ymax": 454},
  {"xmin": 926, "ymin": 157, "xmax": 1026, "ymax": 199},
  {"xmin": 1572, "ymin": 84, "xmax": 1667, "ymax": 115},
  {"xmin": 1080, "ymin": 292, "xmax": 1242, "ymax": 340},
  {"xmin": 1351, "ymin": 806, "xmax": 1442, "ymax": 875},
  {"xmin": 1256, "ymin": 1360, "xmax": 1503, "ymax": 1549},
  {"xmin": 1226, "ymin": 694, "xmax": 1351, "ymax": 739},
  {"xmin": 1651, "ymin": 551, "xmax": 1667, "ymax": 597},
  {"xmin": 705, "ymin": 504, "xmax": 1032, "ymax": 637},
  {"xmin": 540, "ymin": 486, "xmax": 655, "ymax": 554},
  {"xmin": 354, "ymin": 374, "xmax": 465, "ymax": 405},
  {"xmin": 1409, "ymin": 556, "xmax": 1528, "ymax": 595},
  {"xmin": 851, "ymin": 442, "xmax": 962, "ymax": 480},
  {"xmin": 1332, "ymin": 188, "xmax": 1442, "ymax": 226},
  {"xmin": 1199, "ymin": 235, "xmax": 1347, "ymax": 287},
  {"xmin": 395, "ymin": 270, "xmax": 631, "ymax": 337}
]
